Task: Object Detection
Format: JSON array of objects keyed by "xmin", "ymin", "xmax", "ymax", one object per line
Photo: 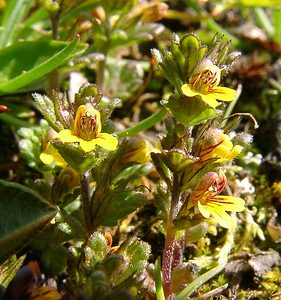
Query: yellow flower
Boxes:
[
  {"xmin": 58, "ymin": 104, "xmax": 118, "ymax": 153},
  {"xmin": 199, "ymin": 129, "xmax": 242, "ymax": 163},
  {"xmin": 181, "ymin": 61, "xmax": 236, "ymax": 108},
  {"xmin": 40, "ymin": 129, "xmax": 67, "ymax": 167},
  {"xmin": 189, "ymin": 172, "xmax": 245, "ymax": 229}
]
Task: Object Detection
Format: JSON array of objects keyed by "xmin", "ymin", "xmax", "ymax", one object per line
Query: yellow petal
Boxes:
[
  {"xmin": 211, "ymin": 86, "xmax": 237, "ymax": 102},
  {"xmin": 200, "ymin": 94, "xmax": 220, "ymax": 108},
  {"xmin": 40, "ymin": 152, "xmax": 54, "ymax": 165},
  {"xmin": 58, "ymin": 129, "xmax": 79, "ymax": 143},
  {"xmin": 198, "ymin": 201, "xmax": 211, "ymax": 219},
  {"xmin": 79, "ymin": 139, "xmax": 97, "ymax": 152},
  {"xmin": 211, "ymin": 196, "xmax": 245, "ymax": 212},
  {"xmin": 53, "ymin": 153, "xmax": 67, "ymax": 168},
  {"xmin": 210, "ymin": 207, "xmax": 236, "ymax": 229},
  {"xmin": 95, "ymin": 133, "xmax": 118, "ymax": 151},
  {"xmin": 181, "ymin": 84, "xmax": 200, "ymax": 97}
]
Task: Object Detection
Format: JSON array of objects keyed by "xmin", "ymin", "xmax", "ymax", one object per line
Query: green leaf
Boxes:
[
  {"xmin": 113, "ymin": 237, "xmax": 151, "ymax": 285},
  {"xmin": 17, "ymin": 121, "xmax": 50, "ymax": 171},
  {"xmin": 0, "ymin": 38, "xmax": 87, "ymax": 94},
  {"xmin": 0, "ymin": 255, "xmax": 25, "ymax": 288},
  {"xmin": 86, "ymin": 232, "xmax": 110, "ymax": 263},
  {"xmin": 165, "ymin": 94, "xmax": 220, "ymax": 126},
  {"xmin": 0, "ymin": 180, "xmax": 57, "ymax": 262},
  {"xmin": 92, "ymin": 190, "xmax": 147, "ymax": 227}
]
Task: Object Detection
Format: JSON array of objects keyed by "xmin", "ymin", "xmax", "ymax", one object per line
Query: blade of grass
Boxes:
[
  {"xmin": 273, "ymin": 6, "xmax": 281, "ymax": 44},
  {"xmin": 175, "ymin": 262, "xmax": 227, "ymax": 300},
  {"xmin": 154, "ymin": 257, "xmax": 165, "ymax": 300},
  {"xmin": 0, "ymin": 37, "xmax": 86, "ymax": 94},
  {"xmin": 0, "ymin": 0, "xmax": 33, "ymax": 48},
  {"xmin": 0, "ymin": 113, "xmax": 32, "ymax": 128},
  {"xmin": 254, "ymin": 7, "xmax": 274, "ymax": 38},
  {"xmin": 116, "ymin": 107, "xmax": 167, "ymax": 138}
]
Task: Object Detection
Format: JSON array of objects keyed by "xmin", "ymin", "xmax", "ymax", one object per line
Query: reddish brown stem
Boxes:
[{"xmin": 162, "ymin": 174, "xmax": 180, "ymax": 299}]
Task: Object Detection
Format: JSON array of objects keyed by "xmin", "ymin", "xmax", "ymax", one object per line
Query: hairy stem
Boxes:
[
  {"xmin": 162, "ymin": 174, "xmax": 180, "ymax": 299},
  {"xmin": 80, "ymin": 172, "xmax": 92, "ymax": 234}
]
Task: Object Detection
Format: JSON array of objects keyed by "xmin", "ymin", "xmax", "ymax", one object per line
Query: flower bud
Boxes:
[
  {"xmin": 198, "ymin": 129, "xmax": 242, "ymax": 163},
  {"xmin": 141, "ymin": 2, "xmax": 168, "ymax": 22},
  {"xmin": 52, "ymin": 167, "xmax": 80, "ymax": 202},
  {"xmin": 120, "ymin": 138, "xmax": 153, "ymax": 165}
]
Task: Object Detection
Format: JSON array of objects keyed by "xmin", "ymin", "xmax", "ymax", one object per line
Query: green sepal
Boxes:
[
  {"xmin": 206, "ymin": 34, "xmax": 231, "ymax": 67},
  {"xmin": 160, "ymin": 150, "xmax": 196, "ymax": 173},
  {"xmin": 52, "ymin": 140, "xmax": 105, "ymax": 174},
  {"xmin": 32, "ymin": 93, "xmax": 64, "ymax": 132},
  {"xmin": 165, "ymin": 94, "xmax": 221, "ymax": 126},
  {"xmin": 155, "ymin": 185, "xmax": 171, "ymax": 225},
  {"xmin": 180, "ymin": 160, "xmax": 221, "ymax": 191},
  {"xmin": 180, "ymin": 33, "xmax": 207, "ymax": 78},
  {"xmin": 152, "ymin": 33, "xmax": 208, "ymax": 90},
  {"xmin": 74, "ymin": 83, "xmax": 103, "ymax": 111},
  {"xmin": 151, "ymin": 152, "xmax": 173, "ymax": 188},
  {"xmin": 222, "ymin": 115, "xmax": 241, "ymax": 134},
  {"xmin": 170, "ymin": 42, "xmax": 186, "ymax": 79}
]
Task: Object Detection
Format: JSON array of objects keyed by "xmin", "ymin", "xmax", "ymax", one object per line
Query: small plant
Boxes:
[{"xmin": 1, "ymin": 1, "xmax": 281, "ymax": 300}]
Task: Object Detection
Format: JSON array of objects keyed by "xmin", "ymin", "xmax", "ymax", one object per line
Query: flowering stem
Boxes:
[
  {"xmin": 80, "ymin": 172, "xmax": 92, "ymax": 234},
  {"xmin": 162, "ymin": 173, "xmax": 180, "ymax": 299}
]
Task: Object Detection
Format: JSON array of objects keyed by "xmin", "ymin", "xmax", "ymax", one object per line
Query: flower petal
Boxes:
[
  {"xmin": 198, "ymin": 201, "xmax": 211, "ymax": 219},
  {"xmin": 211, "ymin": 196, "xmax": 245, "ymax": 212},
  {"xmin": 210, "ymin": 207, "xmax": 236, "ymax": 229},
  {"xmin": 211, "ymin": 87, "xmax": 237, "ymax": 102},
  {"xmin": 53, "ymin": 153, "xmax": 67, "ymax": 168},
  {"xmin": 181, "ymin": 84, "xmax": 200, "ymax": 97},
  {"xmin": 58, "ymin": 130, "xmax": 79, "ymax": 143},
  {"xmin": 95, "ymin": 133, "xmax": 118, "ymax": 151},
  {"xmin": 40, "ymin": 152, "xmax": 54, "ymax": 165},
  {"xmin": 200, "ymin": 94, "xmax": 220, "ymax": 108},
  {"xmin": 79, "ymin": 139, "xmax": 97, "ymax": 152}
]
